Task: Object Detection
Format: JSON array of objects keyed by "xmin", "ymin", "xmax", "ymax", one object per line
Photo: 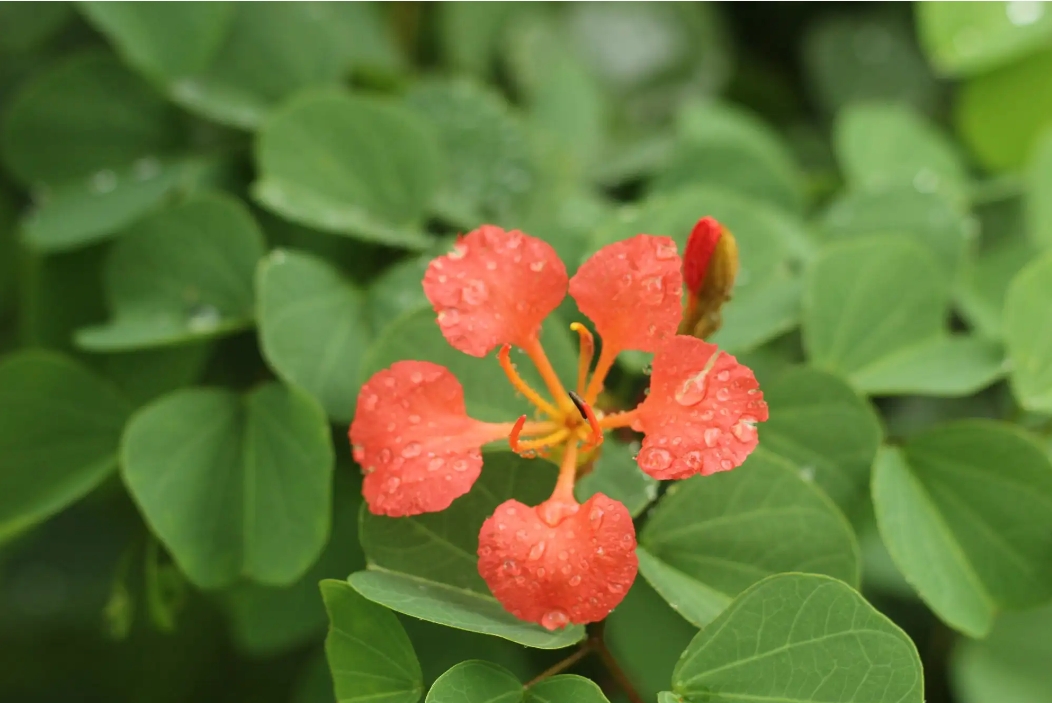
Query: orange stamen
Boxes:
[
  {"xmin": 515, "ymin": 428, "xmax": 571, "ymax": 452},
  {"xmin": 521, "ymin": 333, "xmax": 577, "ymax": 415},
  {"xmin": 597, "ymin": 407, "xmax": 639, "ymax": 430},
  {"xmin": 508, "ymin": 415, "xmax": 528, "ymax": 452},
  {"xmin": 568, "ymin": 391, "xmax": 603, "ymax": 449},
  {"xmin": 569, "ymin": 322, "xmax": 594, "ymax": 395},
  {"xmin": 583, "ymin": 343, "xmax": 619, "ymax": 406},
  {"xmin": 549, "ymin": 438, "xmax": 580, "ymax": 505},
  {"xmin": 498, "ymin": 344, "xmax": 559, "ymax": 418}
]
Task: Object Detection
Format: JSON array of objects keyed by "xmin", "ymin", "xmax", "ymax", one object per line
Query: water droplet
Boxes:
[
  {"xmin": 569, "ymin": 575, "xmax": 582, "ymax": 586},
  {"xmin": 1007, "ymin": 1, "xmax": 1044, "ymax": 26},
  {"xmin": 407, "ymin": 414, "xmax": 421, "ymax": 424},
  {"xmin": 528, "ymin": 541, "xmax": 546, "ymax": 560},
  {"xmin": 558, "ymin": 550, "xmax": 569, "ymax": 561},
  {"xmin": 132, "ymin": 157, "xmax": 161, "ymax": 181},
  {"xmin": 89, "ymin": 169, "xmax": 117, "ymax": 194},
  {"xmin": 385, "ymin": 476, "xmax": 401, "ymax": 493},
  {"xmin": 529, "ymin": 260, "xmax": 546, "ymax": 272},
  {"xmin": 186, "ymin": 304, "xmax": 221, "ymax": 333},
  {"xmin": 720, "ymin": 459, "xmax": 734, "ymax": 471},
  {"xmin": 655, "ymin": 242, "xmax": 677, "ymax": 260},
  {"xmin": 716, "ymin": 388, "xmax": 731, "ymax": 402},
  {"xmin": 537, "ymin": 567, "xmax": 546, "ymax": 577},
  {"xmin": 621, "ymin": 534, "xmax": 633, "ymax": 547},
  {"xmin": 589, "ymin": 507, "xmax": 604, "ymax": 529},
  {"xmin": 541, "ymin": 610, "xmax": 569, "ymax": 631},
  {"xmin": 704, "ymin": 428, "xmax": 721, "ymax": 447},
  {"xmin": 497, "ymin": 522, "xmax": 507, "ymax": 531},
  {"xmin": 638, "ymin": 447, "xmax": 672, "ymax": 472},
  {"xmin": 732, "ymin": 419, "xmax": 757, "ymax": 442},
  {"xmin": 427, "ymin": 457, "xmax": 444, "ymax": 472},
  {"xmin": 461, "ymin": 279, "xmax": 488, "ymax": 305},
  {"xmin": 640, "ymin": 276, "xmax": 665, "ymax": 304},
  {"xmin": 352, "ymin": 444, "xmax": 364, "ymax": 461},
  {"xmin": 675, "ymin": 371, "xmax": 708, "ymax": 406},
  {"xmin": 453, "ymin": 459, "xmax": 469, "ymax": 472},
  {"xmin": 401, "ymin": 443, "xmax": 422, "ymax": 458},
  {"xmin": 597, "ymin": 547, "xmax": 605, "ymax": 556},
  {"xmin": 516, "ymin": 529, "xmax": 528, "ymax": 541},
  {"xmin": 607, "ymin": 582, "xmax": 624, "ymax": 594},
  {"xmin": 410, "ymin": 371, "xmax": 424, "ymax": 384},
  {"xmin": 799, "ymin": 466, "xmax": 816, "ymax": 482},
  {"xmin": 480, "ymin": 546, "xmax": 492, "ymax": 557},
  {"xmin": 485, "ymin": 260, "xmax": 497, "ymax": 271},
  {"xmin": 448, "ymin": 244, "xmax": 467, "ymax": 260},
  {"xmin": 379, "ymin": 448, "xmax": 392, "ymax": 463},
  {"xmin": 717, "ymin": 370, "xmax": 730, "ymax": 382},
  {"xmin": 683, "ymin": 450, "xmax": 704, "ymax": 471},
  {"xmin": 503, "ymin": 559, "xmax": 520, "ymax": 575},
  {"xmin": 362, "ymin": 394, "xmax": 379, "ymax": 411}
]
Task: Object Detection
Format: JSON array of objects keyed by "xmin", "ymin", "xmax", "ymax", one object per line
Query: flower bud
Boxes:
[{"xmin": 680, "ymin": 216, "xmax": 739, "ymax": 339}]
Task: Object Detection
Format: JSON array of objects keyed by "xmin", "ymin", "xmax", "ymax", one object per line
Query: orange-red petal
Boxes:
[
  {"xmin": 423, "ymin": 225, "xmax": 568, "ymax": 357},
  {"xmin": 477, "ymin": 494, "xmax": 637, "ymax": 629},
  {"xmin": 683, "ymin": 216, "xmax": 722, "ymax": 293},
  {"xmin": 569, "ymin": 235, "xmax": 683, "ymax": 353},
  {"xmin": 350, "ymin": 361, "xmax": 505, "ymax": 516},
  {"xmin": 633, "ymin": 336, "xmax": 767, "ymax": 480}
]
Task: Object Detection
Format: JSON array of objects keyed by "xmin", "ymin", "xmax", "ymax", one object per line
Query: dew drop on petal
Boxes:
[
  {"xmin": 717, "ymin": 370, "xmax": 730, "ymax": 382},
  {"xmin": 385, "ymin": 476, "xmax": 401, "ymax": 493},
  {"xmin": 363, "ymin": 394, "xmax": 379, "ymax": 411},
  {"xmin": 537, "ymin": 567, "xmax": 546, "ymax": 577},
  {"xmin": 608, "ymin": 582, "xmax": 624, "ymax": 594},
  {"xmin": 588, "ymin": 506, "xmax": 604, "ymax": 529},
  {"xmin": 530, "ymin": 260, "xmax": 546, "ymax": 272},
  {"xmin": 675, "ymin": 371, "xmax": 708, "ymax": 406},
  {"xmin": 683, "ymin": 450, "xmax": 704, "ymax": 471},
  {"xmin": 427, "ymin": 457, "xmax": 445, "ymax": 472},
  {"xmin": 453, "ymin": 459, "xmax": 469, "ymax": 472},
  {"xmin": 516, "ymin": 529, "xmax": 529, "ymax": 541},
  {"xmin": 541, "ymin": 609, "xmax": 569, "ymax": 631},
  {"xmin": 640, "ymin": 276, "xmax": 665, "ymax": 305},
  {"xmin": 407, "ymin": 414, "xmax": 421, "ymax": 424},
  {"xmin": 409, "ymin": 371, "xmax": 424, "ymax": 384},
  {"xmin": 401, "ymin": 442, "xmax": 422, "ymax": 458},
  {"xmin": 558, "ymin": 550, "xmax": 569, "ymax": 561},
  {"xmin": 528, "ymin": 541, "xmax": 546, "ymax": 560},
  {"xmin": 503, "ymin": 559, "xmax": 520, "ymax": 576},
  {"xmin": 716, "ymin": 387, "xmax": 731, "ymax": 401},
  {"xmin": 655, "ymin": 242, "xmax": 677, "ymax": 260},
  {"xmin": 720, "ymin": 459, "xmax": 734, "ymax": 470},
  {"xmin": 704, "ymin": 428, "xmax": 721, "ymax": 447},
  {"xmin": 638, "ymin": 447, "xmax": 672, "ymax": 472},
  {"xmin": 732, "ymin": 419, "xmax": 757, "ymax": 442},
  {"xmin": 569, "ymin": 575, "xmax": 582, "ymax": 586},
  {"xmin": 378, "ymin": 448, "xmax": 392, "ymax": 463},
  {"xmin": 461, "ymin": 279, "xmax": 489, "ymax": 305}
]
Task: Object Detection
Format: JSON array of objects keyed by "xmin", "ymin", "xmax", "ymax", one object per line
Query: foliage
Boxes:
[{"xmin": 1, "ymin": 3, "xmax": 1052, "ymax": 703}]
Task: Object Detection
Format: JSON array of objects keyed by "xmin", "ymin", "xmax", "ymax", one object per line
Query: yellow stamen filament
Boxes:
[
  {"xmin": 521, "ymin": 334, "xmax": 577, "ymax": 415},
  {"xmin": 583, "ymin": 343, "xmax": 619, "ymax": 406},
  {"xmin": 597, "ymin": 407, "xmax": 639, "ymax": 430},
  {"xmin": 569, "ymin": 322, "xmax": 595, "ymax": 395},
  {"xmin": 516, "ymin": 429, "xmax": 571, "ymax": 452},
  {"xmin": 550, "ymin": 439, "xmax": 579, "ymax": 505},
  {"xmin": 498, "ymin": 344, "xmax": 560, "ymax": 418}
]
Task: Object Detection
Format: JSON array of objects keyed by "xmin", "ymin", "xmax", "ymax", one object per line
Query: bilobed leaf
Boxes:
[
  {"xmin": 759, "ymin": 366, "xmax": 882, "ymax": 515},
  {"xmin": 97, "ymin": 342, "xmax": 214, "ymax": 408},
  {"xmin": 671, "ymin": 573, "xmax": 923, "ymax": 703},
  {"xmin": 1004, "ymin": 252, "xmax": 1052, "ymax": 412},
  {"xmin": 638, "ymin": 451, "xmax": 860, "ymax": 628},
  {"xmin": 76, "ymin": 193, "xmax": 265, "ymax": 351},
  {"xmin": 872, "ymin": 421, "xmax": 1052, "ymax": 636},
  {"xmin": 957, "ymin": 48, "xmax": 1052, "ymax": 171},
  {"xmin": 0, "ymin": 351, "xmax": 132, "ymax": 541},
  {"xmin": 352, "ymin": 452, "xmax": 585, "ymax": 649},
  {"xmin": 834, "ymin": 102, "xmax": 967, "ymax": 203},
  {"xmin": 360, "ymin": 306, "xmax": 578, "ymax": 424},
  {"xmin": 426, "ymin": 661, "xmax": 520, "ymax": 703},
  {"xmin": 321, "ymin": 579, "xmax": 423, "ymax": 703},
  {"xmin": 575, "ymin": 439, "xmax": 658, "ymax": 518},
  {"xmin": 79, "ymin": 2, "xmax": 235, "ymax": 81},
  {"xmin": 254, "ymin": 90, "xmax": 442, "ymax": 249},
  {"xmin": 121, "ymin": 383, "xmax": 334, "ymax": 589},
  {"xmin": 849, "ymin": 335, "xmax": 1006, "ymax": 397},
  {"xmin": 526, "ymin": 675, "xmax": 608, "ymax": 703},
  {"xmin": 803, "ymin": 237, "xmax": 950, "ymax": 381},
  {"xmin": 21, "ymin": 157, "xmax": 218, "ymax": 253},
  {"xmin": 0, "ymin": 51, "xmax": 182, "ymax": 186},
  {"xmin": 405, "ymin": 79, "xmax": 535, "ymax": 224},
  {"xmin": 917, "ymin": 1, "xmax": 1052, "ymax": 77},
  {"xmin": 257, "ymin": 249, "xmax": 372, "ymax": 422},
  {"xmin": 951, "ymin": 604, "xmax": 1052, "ymax": 703}
]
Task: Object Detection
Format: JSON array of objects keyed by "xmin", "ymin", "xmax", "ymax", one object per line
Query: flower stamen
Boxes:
[
  {"xmin": 521, "ymin": 334, "xmax": 578, "ymax": 416},
  {"xmin": 597, "ymin": 407, "xmax": 639, "ymax": 430},
  {"xmin": 498, "ymin": 344, "xmax": 560, "ymax": 418},
  {"xmin": 568, "ymin": 391, "xmax": 603, "ymax": 449},
  {"xmin": 569, "ymin": 322, "xmax": 594, "ymax": 395},
  {"xmin": 583, "ymin": 343, "xmax": 619, "ymax": 407}
]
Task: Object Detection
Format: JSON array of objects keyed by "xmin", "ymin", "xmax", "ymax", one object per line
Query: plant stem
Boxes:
[
  {"xmin": 524, "ymin": 641, "xmax": 595, "ymax": 687},
  {"xmin": 590, "ymin": 622, "xmax": 646, "ymax": 703}
]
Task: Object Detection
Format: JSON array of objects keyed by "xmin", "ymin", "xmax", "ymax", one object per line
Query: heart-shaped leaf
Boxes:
[{"xmin": 1004, "ymin": 252, "xmax": 1052, "ymax": 413}]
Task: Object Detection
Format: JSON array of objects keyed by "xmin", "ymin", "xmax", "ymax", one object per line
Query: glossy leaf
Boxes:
[
  {"xmin": 917, "ymin": 1, "xmax": 1052, "ymax": 77},
  {"xmin": 759, "ymin": 366, "xmax": 882, "ymax": 514},
  {"xmin": 351, "ymin": 452, "xmax": 585, "ymax": 649},
  {"xmin": 0, "ymin": 351, "xmax": 131, "ymax": 541},
  {"xmin": 638, "ymin": 450, "xmax": 860, "ymax": 628},
  {"xmin": 671, "ymin": 573, "xmax": 924, "ymax": 703},
  {"xmin": 803, "ymin": 237, "xmax": 950, "ymax": 382},
  {"xmin": 1004, "ymin": 252, "xmax": 1052, "ymax": 412},
  {"xmin": 321, "ymin": 578, "xmax": 423, "ymax": 703},
  {"xmin": 872, "ymin": 421, "xmax": 1052, "ymax": 636},
  {"xmin": 426, "ymin": 661, "xmax": 519, "ymax": 703},
  {"xmin": 76, "ymin": 193, "xmax": 265, "ymax": 351},
  {"xmin": 254, "ymin": 90, "xmax": 442, "ymax": 248},
  {"xmin": 121, "ymin": 383, "xmax": 334, "ymax": 589},
  {"xmin": 526, "ymin": 675, "xmax": 608, "ymax": 703},
  {"xmin": 951, "ymin": 604, "xmax": 1052, "ymax": 703},
  {"xmin": 257, "ymin": 249, "xmax": 371, "ymax": 422},
  {"xmin": 575, "ymin": 439, "xmax": 658, "ymax": 518},
  {"xmin": 850, "ymin": 335, "xmax": 1006, "ymax": 397},
  {"xmin": 0, "ymin": 51, "xmax": 182, "ymax": 186}
]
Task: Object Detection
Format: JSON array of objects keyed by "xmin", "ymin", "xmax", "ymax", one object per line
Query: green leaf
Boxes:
[
  {"xmin": 951, "ymin": 604, "xmax": 1052, "ymax": 703},
  {"xmin": 590, "ymin": 185, "xmax": 813, "ymax": 358},
  {"xmin": 917, "ymin": 1, "xmax": 1052, "ymax": 77},
  {"xmin": 21, "ymin": 157, "xmax": 218, "ymax": 253},
  {"xmin": 849, "ymin": 335, "xmax": 1006, "ymax": 397},
  {"xmin": 872, "ymin": 421, "xmax": 1052, "ymax": 636},
  {"xmin": 575, "ymin": 439, "xmax": 658, "ymax": 518},
  {"xmin": 321, "ymin": 578, "xmax": 423, "ymax": 703},
  {"xmin": 0, "ymin": 351, "xmax": 132, "ymax": 541},
  {"xmin": 834, "ymin": 102, "xmax": 967, "ymax": 203},
  {"xmin": 759, "ymin": 366, "xmax": 882, "ymax": 515},
  {"xmin": 802, "ymin": 237, "xmax": 950, "ymax": 381},
  {"xmin": 405, "ymin": 79, "xmax": 535, "ymax": 224},
  {"xmin": 0, "ymin": 51, "xmax": 182, "ymax": 186},
  {"xmin": 366, "ymin": 252, "xmax": 434, "ymax": 333},
  {"xmin": 1004, "ymin": 252, "xmax": 1052, "ymax": 412},
  {"xmin": 957, "ymin": 47, "xmax": 1052, "ymax": 171},
  {"xmin": 655, "ymin": 101, "xmax": 804, "ymax": 214},
  {"xmin": 253, "ymin": 90, "xmax": 442, "ymax": 249},
  {"xmin": 121, "ymin": 382, "xmax": 334, "ymax": 589},
  {"xmin": 1028, "ymin": 131, "xmax": 1052, "ymax": 249},
  {"xmin": 671, "ymin": 573, "xmax": 923, "ymax": 703},
  {"xmin": 257, "ymin": 249, "xmax": 371, "ymax": 422},
  {"xmin": 819, "ymin": 187, "xmax": 973, "ymax": 280},
  {"xmin": 351, "ymin": 452, "xmax": 585, "ymax": 649},
  {"xmin": 438, "ymin": 3, "xmax": 518, "ymax": 77},
  {"xmin": 76, "ymin": 193, "xmax": 266, "ymax": 352},
  {"xmin": 17, "ymin": 245, "xmax": 108, "ymax": 353},
  {"xmin": 360, "ymin": 306, "xmax": 578, "ymax": 423},
  {"xmin": 96, "ymin": 342, "xmax": 213, "ymax": 408},
  {"xmin": 0, "ymin": 3, "xmax": 72, "ymax": 53},
  {"xmin": 168, "ymin": 3, "xmax": 385, "ymax": 129},
  {"xmin": 526, "ymin": 676, "xmax": 608, "ymax": 703},
  {"xmin": 426, "ymin": 661, "xmax": 520, "ymax": 703},
  {"xmin": 224, "ymin": 470, "xmax": 364, "ymax": 657},
  {"xmin": 80, "ymin": 2, "xmax": 235, "ymax": 81},
  {"xmin": 638, "ymin": 450, "xmax": 860, "ymax": 628}
]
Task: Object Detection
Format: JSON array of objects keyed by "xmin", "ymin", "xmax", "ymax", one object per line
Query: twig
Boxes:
[
  {"xmin": 524, "ymin": 641, "xmax": 595, "ymax": 688},
  {"xmin": 590, "ymin": 621, "xmax": 647, "ymax": 703}
]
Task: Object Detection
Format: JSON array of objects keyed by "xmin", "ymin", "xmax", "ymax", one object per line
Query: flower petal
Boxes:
[
  {"xmin": 569, "ymin": 235, "xmax": 683, "ymax": 353},
  {"xmin": 634, "ymin": 336, "xmax": 768, "ymax": 480},
  {"xmin": 423, "ymin": 225, "xmax": 568, "ymax": 357},
  {"xmin": 477, "ymin": 494, "xmax": 637, "ymax": 629},
  {"xmin": 350, "ymin": 361, "xmax": 505, "ymax": 516}
]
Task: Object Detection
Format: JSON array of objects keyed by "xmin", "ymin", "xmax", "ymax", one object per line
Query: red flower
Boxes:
[{"xmin": 349, "ymin": 221, "xmax": 767, "ymax": 630}]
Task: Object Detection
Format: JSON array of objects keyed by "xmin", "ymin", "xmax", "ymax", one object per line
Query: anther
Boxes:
[
  {"xmin": 508, "ymin": 415, "xmax": 528, "ymax": 454},
  {"xmin": 569, "ymin": 322, "xmax": 594, "ymax": 395},
  {"xmin": 568, "ymin": 391, "xmax": 603, "ymax": 448}
]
